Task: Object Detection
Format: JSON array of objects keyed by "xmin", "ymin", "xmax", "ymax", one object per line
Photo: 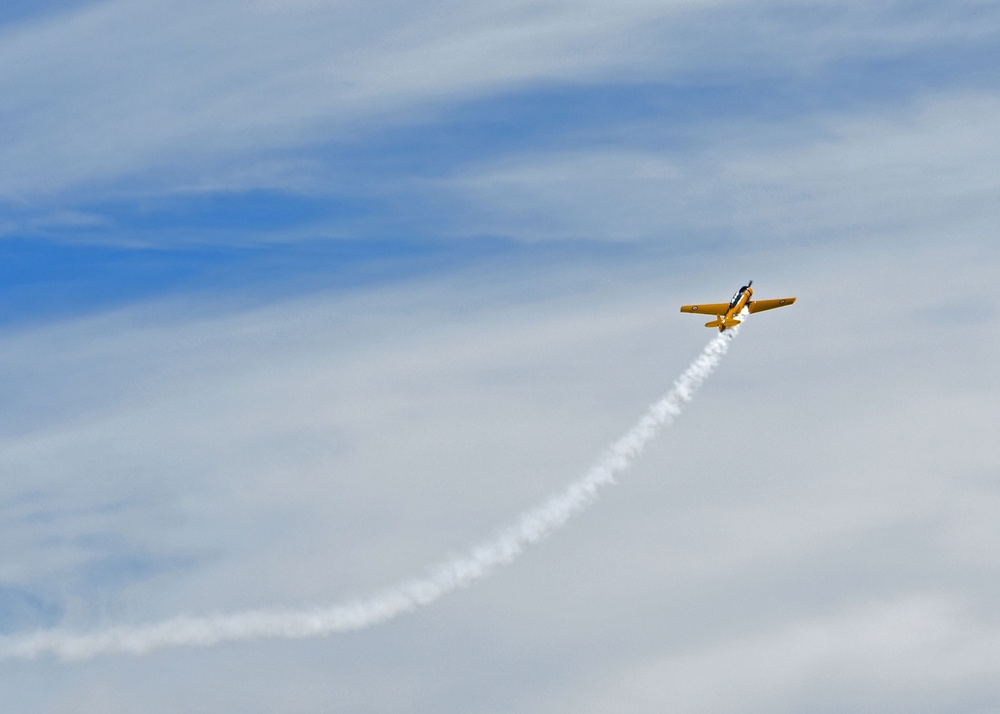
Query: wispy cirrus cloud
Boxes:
[
  {"xmin": 0, "ymin": 0, "xmax": 699, "ymax": 200},
  {"xmin": 1, "ymin": 0, "xmax": 997, "ymax": 210},
  {"xmin": 430, "ymin": 90, "xmax": 1000, "ymax": 246}
]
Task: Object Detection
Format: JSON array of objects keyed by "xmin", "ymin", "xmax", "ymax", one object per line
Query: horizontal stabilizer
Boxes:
[{"xmin": 705, "ymin": 316, "xmax": 741, "ymax": 330}]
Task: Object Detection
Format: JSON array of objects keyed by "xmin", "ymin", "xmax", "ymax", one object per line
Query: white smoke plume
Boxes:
[{"xmin": 2, "ymin": 325, "xmax": 741, "ymax": 661}]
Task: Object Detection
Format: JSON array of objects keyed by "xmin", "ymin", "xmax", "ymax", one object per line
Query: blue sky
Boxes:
[
  {"xmin": 2, "ymin": 1, "xmax": 1000, "ymax": 712},
  {"xmin": 2, "ymin": 1, "xmax": 997, "ymax": 306}
]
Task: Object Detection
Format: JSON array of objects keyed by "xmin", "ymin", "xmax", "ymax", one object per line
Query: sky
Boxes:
[{"xmin": 1, "ymin": 0, "xmax": 999, "ymax": 711}]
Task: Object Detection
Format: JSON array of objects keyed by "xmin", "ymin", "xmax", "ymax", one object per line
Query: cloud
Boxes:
[
  {"xmin": 1, "ymin": 240, "xmax": 997, "ymax": 712},
  {"xmin": 541, "ymin": 595, "xmax": 1000, "ymax": 714},
  {"xmin": 430, "ymin": 90, "xmax": 1000, "ymax": 246},
  {"xmin": 0, "ymin": 0, "xmax": 700, "ymax": 200},
  {"xmin": 0, "ymin": 262, "xmax": 688, "ymax": 619},
  {"xmin": 1, "ymin": 0, "xmax": 996, "ymax": 208},
  {"xmin": 1, "ymin": 325, "xmax": 740, "ymax": 659}
]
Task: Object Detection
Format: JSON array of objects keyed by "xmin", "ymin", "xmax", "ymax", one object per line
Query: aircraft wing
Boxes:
[
  {"xmin": 748, "ymin": 297, "xmax": 796, "ymax": 313},
  {"xmin": 679, "ymin": 303, "xmax": 730, "ymax": 316}
]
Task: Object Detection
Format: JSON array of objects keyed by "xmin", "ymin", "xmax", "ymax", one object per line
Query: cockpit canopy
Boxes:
[{"xmin": 728, "ymin": 284, "xmax": 752, "ymax": 308}]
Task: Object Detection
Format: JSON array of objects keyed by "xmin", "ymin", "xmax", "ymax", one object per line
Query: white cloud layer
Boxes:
[
  {"xmin": 1, "ymin": 326, "xmax": 739, "ymax": 660},
  {"xmin": 1, "ymin": 242, "xmax": 999, "ymax": 711}
]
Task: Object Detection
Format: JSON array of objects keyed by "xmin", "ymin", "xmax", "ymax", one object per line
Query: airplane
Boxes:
[{"xmin": 680, "ymin": 281, "xmax": 796, "ymax": 331}]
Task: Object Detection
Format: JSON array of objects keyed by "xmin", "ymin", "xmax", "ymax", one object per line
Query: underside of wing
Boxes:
[
  {"xmin": 748, "ymin": 297, "xmax": 796, "ymax": 313},
  {"xmin": 680, "ymin": 303, "xmax": 730, "ymax": 316}
]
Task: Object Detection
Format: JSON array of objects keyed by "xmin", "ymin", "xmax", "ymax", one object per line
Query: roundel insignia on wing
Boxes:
[{"xmin": 691, "ymin": 305, "xmax": 699, "ymax": 311}]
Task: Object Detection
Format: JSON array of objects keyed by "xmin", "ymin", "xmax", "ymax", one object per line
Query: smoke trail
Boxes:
[{"xmin": 2, "ymin": 326, "xmax": 740, "ymax": 661}]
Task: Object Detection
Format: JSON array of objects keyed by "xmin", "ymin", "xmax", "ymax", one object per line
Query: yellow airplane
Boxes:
[{"xmin": 680, "ymin": 281, "xmax": 796, "ymax": 331}]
